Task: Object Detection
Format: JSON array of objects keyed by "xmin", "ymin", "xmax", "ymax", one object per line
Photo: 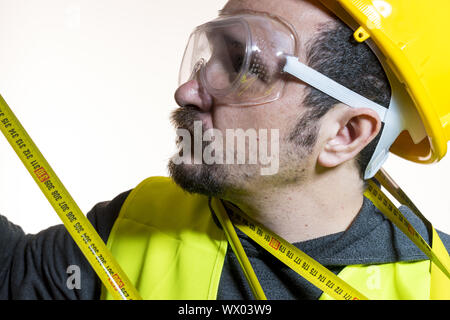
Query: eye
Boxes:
[
  {"xmin": 223, "ymin": 36, "xmax": 245, "ymax": 73},
  {"xmin": 225, "ymin": 40, "xmax": 270, "ymax": 83},
  {"xmin": 248, "ymin": 52, "xmax": 270, "ymax": 83}
]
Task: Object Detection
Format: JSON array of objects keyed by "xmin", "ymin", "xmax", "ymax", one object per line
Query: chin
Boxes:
[{"xmin": 167, "ymin": 159, "xmax": 229, "ymax": 197}]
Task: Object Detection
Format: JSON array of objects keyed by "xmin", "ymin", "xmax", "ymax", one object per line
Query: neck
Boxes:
[{"xmin": 226, "ymin": 163, "xmax": 365, "ymax": 243}]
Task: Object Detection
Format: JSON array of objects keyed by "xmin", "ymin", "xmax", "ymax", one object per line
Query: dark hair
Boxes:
[{"xmin": 295, "ymin": 19, "xmax": 391, "ymax": 178}]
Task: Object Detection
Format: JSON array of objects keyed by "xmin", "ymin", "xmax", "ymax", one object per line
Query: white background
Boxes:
[{"xmin": 0, "ymin": 0, "xmax": 448, "ymax": 235}]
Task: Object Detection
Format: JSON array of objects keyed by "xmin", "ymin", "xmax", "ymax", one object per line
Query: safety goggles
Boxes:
[
  {"xmin": 179, "ymin": 13, "xmax": 298, "ymax": 106},
  {"xmin": 179, "ymin": 12, "xmax": 426, "ymax": 179}
]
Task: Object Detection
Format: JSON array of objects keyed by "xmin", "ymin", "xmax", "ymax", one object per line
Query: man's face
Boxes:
[{"xmin": 169, "ymin": 0, "xmax": 335, "ymax": 198}]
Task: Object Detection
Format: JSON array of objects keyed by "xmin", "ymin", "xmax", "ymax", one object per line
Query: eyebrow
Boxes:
[
  {"xmin": 218, "ymin": 9, "xmax": 236, "ymax": 16},
  {"xmin": 218, "ymin": 8, "xmax": 262, "ymax": 17}
]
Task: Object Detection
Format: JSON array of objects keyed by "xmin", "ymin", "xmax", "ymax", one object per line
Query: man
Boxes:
[{"xmin": 1, "ymin": 0, "xmax": 449, "ymax": 300}]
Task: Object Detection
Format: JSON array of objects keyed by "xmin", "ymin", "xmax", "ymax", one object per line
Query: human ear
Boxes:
[{"xmin": 317, "ymin": 107, "xmax": 381, "ymax": 168}]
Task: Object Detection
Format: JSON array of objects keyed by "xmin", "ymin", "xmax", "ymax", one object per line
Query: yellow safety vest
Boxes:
[{"xmin": 101, "ymin": 176, "xmax": 432, "ymax": 300}]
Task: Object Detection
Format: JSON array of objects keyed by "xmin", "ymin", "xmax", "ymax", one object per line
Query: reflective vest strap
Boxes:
[
  {"xmin": 101, "ymin": 176, "xmax": 228, "ymax": 300},
  {"xmin": 319, "ymin": 260, "xmax": 431, "ymax": 300}
]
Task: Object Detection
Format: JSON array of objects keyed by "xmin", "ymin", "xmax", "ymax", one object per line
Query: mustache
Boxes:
[
  {"xmin": 170, "ymin": 105, "xmax": 204, "ymax": 134},
  {"xmin": 171, "ymin": 106, "xmax": 210, "ymax": 151}
]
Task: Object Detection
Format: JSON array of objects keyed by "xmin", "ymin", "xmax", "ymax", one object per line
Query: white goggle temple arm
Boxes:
[{"xmin": 282, "ymin": 55, "xmax": 426, "ymax": 179}]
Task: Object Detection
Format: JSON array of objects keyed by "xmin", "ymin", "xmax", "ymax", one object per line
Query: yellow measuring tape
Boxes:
[
  {"xmin": 365, "ymin": 180, "xmax": 450, "ymax": 281},
  {"xmin": 0, "ymin": 95, "xmax": 141, "ymax": 300},
  {"xmin": 211, "ymin": 180, "xmax": 450, "ymax": 300},
  {"xmin": 211, "ymin": 198, "xmax": 369, "ymax": 300}
]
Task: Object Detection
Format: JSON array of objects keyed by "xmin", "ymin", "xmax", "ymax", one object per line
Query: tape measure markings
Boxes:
[
  {"xmin": 221, "ymin": 201, "xmax": 368, "ymax": 300},
  {"xmin": 219, "ymin": 179, "xmax": 450, "ymax": 300},
  {"xmin": 0, "ymin": 97, "xmax": 141, "ymax": 300},
  {"xmin": 365, "ymin": 180, "xmax": 450, "ymax": 279}
]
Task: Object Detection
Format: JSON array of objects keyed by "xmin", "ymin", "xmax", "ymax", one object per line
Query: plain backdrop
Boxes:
[{"xmin": 0, "ymin": 0, "xmax": 448, "ymax": 235}]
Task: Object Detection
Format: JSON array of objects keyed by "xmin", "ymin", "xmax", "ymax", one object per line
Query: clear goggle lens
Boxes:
[{"xmin": 179, "ymin": 14, "xmax": 298, "ymax": 106}]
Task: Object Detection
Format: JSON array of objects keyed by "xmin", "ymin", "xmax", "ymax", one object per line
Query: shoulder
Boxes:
[
  {"xmin": 86, "ymin": 177, "xmax": 183, "ymax": 240},
  {"xmin": 124, "ymin": 176, "xmax": 189, "ymax": 203},
  {"xmin": 86, "ymin": 189, "xmax": 133, "ymax": 243},
  {"xmin": 117, "ymin": 176, "xmax": 212, "ymax": 229},
  {"xmin": 86, "ymin": 177, "xmax": 184, "ymax": 241}
]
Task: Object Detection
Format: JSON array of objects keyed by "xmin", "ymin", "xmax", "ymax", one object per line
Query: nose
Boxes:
[{"xmin": 174, "ymin": 79, "xmax": 213, "ymax": 112}]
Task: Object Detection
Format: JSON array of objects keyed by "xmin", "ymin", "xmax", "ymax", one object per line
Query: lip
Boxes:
[{"xmin": 174, "ymin": 113, "xmax": 212, "ymax": 150}]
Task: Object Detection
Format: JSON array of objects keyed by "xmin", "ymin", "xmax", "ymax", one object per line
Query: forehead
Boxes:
[{"xmin": 221, "ymin": 0, "xmax": 335, "ymax": 49}]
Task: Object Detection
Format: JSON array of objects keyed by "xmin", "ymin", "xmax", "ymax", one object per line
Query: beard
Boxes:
[
  {"xmin": 168, "ymin": 105, "xmax": 320, "ymax": 198},
  {"xmin": 168, "ymin": 160, "xmax": 228, "ymax": 197},
  {"xmin": 168, "ymin": 106, "xmax": 230, "ymax": 197}
]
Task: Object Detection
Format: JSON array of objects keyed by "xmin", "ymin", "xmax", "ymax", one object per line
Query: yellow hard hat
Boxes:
[{"xmin": 318, "ymin": 0, "xmax": 450, "ymax": 168}]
